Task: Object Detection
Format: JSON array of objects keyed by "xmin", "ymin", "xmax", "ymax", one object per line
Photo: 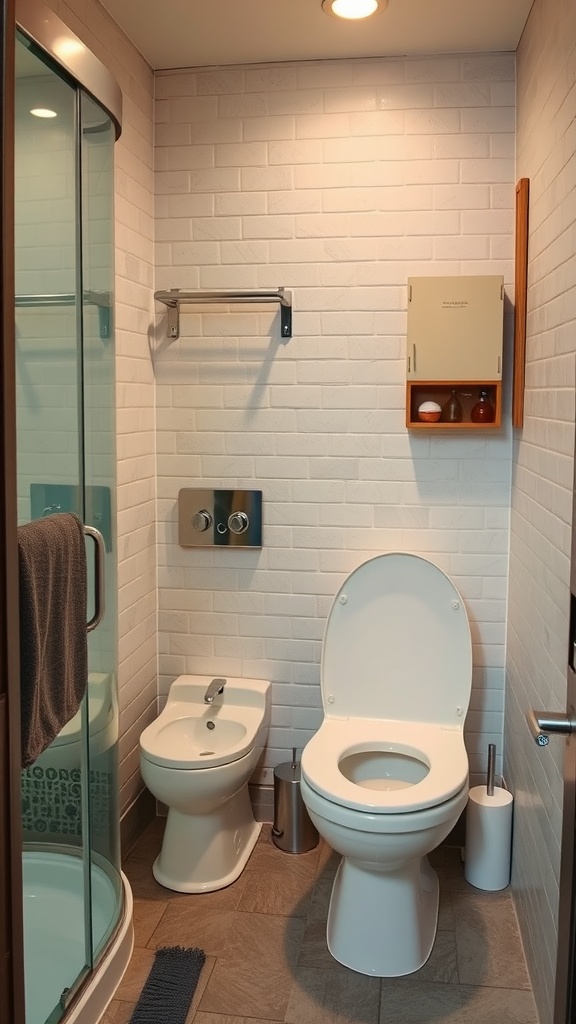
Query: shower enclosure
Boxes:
[{"xmin": 14, "ymin": 4, "xmax": 132, "ymax": 1022}]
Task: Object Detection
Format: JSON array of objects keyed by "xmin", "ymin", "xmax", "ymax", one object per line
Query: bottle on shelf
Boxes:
[
  {"xmin": 442, "ymin": 389, "xmax": 462, "ymax": 423},
  {"xmin": 470, "ymin": 389, "xmax": 495, "ymax": 423}
]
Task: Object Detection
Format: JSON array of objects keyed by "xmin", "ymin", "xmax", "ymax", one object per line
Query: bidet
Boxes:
[{"xmin": 140, "ymin": 675, "xmax": 271, "ymax": 892}]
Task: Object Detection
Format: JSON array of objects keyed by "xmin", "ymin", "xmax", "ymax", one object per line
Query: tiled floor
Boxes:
[{"xmin": 104, "ymin": 819, "xmax": 539, "ymax": 1024}]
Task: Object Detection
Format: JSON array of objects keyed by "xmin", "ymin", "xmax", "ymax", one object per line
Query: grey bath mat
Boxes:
[{"xmin": 129, "ymin": 946, "xmax": 206, "ymax": 1024}]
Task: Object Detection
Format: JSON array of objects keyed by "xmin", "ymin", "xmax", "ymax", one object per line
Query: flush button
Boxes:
[
  {"xmin": 228, "ymin": 511, "xmax": 249, "ymax": 535},
  {"xmin": 192, "ymin": 509, "xmax": 212, "ymax": 532}
]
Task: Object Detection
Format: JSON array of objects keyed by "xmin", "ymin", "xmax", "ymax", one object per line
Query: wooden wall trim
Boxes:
[{"xmin": 512, "ymin": 178, "xmax": 530, "ymax": 429}]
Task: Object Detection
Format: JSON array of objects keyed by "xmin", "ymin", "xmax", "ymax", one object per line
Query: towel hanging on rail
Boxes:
[{"xmin": 18, "ymin": 512, "xmax": 88, "ymax": 768}]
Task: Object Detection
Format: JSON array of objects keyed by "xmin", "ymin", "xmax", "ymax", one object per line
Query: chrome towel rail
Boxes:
[
  {"xmin": 15, "ymin": 290, "xmax": 112, "ymax": 340},
  {"xmin": 154, "ymin": 287, "xmax": 292, "ymax": 341}
]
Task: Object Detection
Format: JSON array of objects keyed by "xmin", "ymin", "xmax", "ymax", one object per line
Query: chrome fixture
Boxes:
[
  {"xmin": 192, "ymin": 509, "xmax": 212, "ymax": 533},
  {"xmin": 527, "ymin": 708, "xmax": 576, "ymax": 746},
  {"xmin": 154, "ymin": 288, "xmax": 292, "ymax": 341},
  {"xmin": 228, "ymin": 511, "xmax": 249, "ymax": 535},
  {"xmin": 16, "ymin": 0, "xmax": 122, "ymax": 135},
  {"xmin": 178, "ymin": 488, "xmax": 262, "ymax": 548},
  {"xmin": 204, "ymin": 678, "xmax": 226, "ymax": 704},
  {"xmin": 15, "ymin": 290, "xmax": 112, "ymax": 339}
]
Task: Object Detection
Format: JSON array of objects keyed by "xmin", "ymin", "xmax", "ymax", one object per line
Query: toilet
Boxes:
[
  {"xmin": 140, "ymin": 675, "xmax": 271, "ymax": 893},
  {"xmin": 300, "ymin": 552, "xmax": 472, "ymax": 978}
]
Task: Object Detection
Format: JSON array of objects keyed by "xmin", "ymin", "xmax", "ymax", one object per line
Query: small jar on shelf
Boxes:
[
  {"xmin": 441, "ymin": 389, "xmax": 462, "ymax": 423},
  {"xmin": 470, "ymin": 389, "xmax": 495, "ymax": 424}
]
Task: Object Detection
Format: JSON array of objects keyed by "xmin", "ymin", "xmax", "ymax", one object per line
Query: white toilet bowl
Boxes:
[
  {"xmin": 300, "ymin": 552, "xmax": 472, "ymax": 977},
  {"xmin": 140, "ymin": 675, "xmax": 271, "ymax": 892}
]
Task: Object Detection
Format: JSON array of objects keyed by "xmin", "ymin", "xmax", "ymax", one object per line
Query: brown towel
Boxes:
[{"xmin": 18, "ymin": 512, "xmax": 88, "ymax": 768}]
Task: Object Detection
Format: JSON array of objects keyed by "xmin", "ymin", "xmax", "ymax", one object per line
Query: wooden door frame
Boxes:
[
  {"xmin": 0, "ymin": 0, "xmax": 25, "ymax": 1019},
  {"xmin": 554, "ymin": 671, "xmax": 576, "ymax": 1023},
  {"xmin": 553, "ymin": 428, "xmax": 576, "ymax": 1024}
]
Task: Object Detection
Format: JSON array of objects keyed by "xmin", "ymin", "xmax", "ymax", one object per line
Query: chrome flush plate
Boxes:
[{"xmin": 178, "ymin": 488, "xmax": 263, "ymax": 548}]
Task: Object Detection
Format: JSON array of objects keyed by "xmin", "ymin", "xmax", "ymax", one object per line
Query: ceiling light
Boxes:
[
  {"xmin": 30, "ymin": 107, "xmax": 57, "ymax": 118},
  {"xmin": 321, "ymin": 0, "xmax": 387, "ymax": 19}
]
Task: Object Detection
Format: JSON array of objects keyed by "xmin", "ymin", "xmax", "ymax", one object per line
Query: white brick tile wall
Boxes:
[
  {"xmin": 42, "ymin": 0, "xmax": 157, "ymax": 819},
  {"xmin": 155, "ymin": 52, "xmax": 515, "ymax": 791}
]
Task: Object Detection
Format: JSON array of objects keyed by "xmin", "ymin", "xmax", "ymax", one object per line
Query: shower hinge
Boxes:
[{"xmin": 56, "ymin": 966, "xmax": 91, "ymax": 1016}]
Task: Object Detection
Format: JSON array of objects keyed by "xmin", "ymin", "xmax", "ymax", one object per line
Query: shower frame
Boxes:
[
  {"xmin": 4, "ymin": 1, "xmax": 129, "ymax": 1022},
  {"xmin": 0, "ymin": 0, "xmax": 25, "ymax": 1019}
]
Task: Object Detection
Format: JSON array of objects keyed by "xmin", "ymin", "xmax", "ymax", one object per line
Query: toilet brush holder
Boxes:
[
  {"xmin": 272, "ymin": 748, "xmax": 319, "ymax": 854},
  {"xmin": 464, "ymin": 743, "xmax": 513, "ymax": 891}
]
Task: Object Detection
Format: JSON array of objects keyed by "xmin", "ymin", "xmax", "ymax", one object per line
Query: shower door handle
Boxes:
[
  {"xmin": 527, "ymin": 709, "xmax": 576, "ymax": 746},
  {"xmin": 84, "ymin": 525, "xmax": 105, "ymax": 633}
]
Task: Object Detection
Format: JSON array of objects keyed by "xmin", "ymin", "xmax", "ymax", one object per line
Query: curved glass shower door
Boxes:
[{"xmin": 15, "ymin": 31, "xmax": 120, "ymax": 1024}]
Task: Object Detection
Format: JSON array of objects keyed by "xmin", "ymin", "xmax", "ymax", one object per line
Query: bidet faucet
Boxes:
[{"xmin": 204, "ymin": 677, "xmax": 226, "ymax": 704}]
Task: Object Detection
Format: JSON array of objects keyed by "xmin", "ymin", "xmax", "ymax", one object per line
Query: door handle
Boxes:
[
  {"xmin": 527, "ymin": 709, "xmax": 576, "ymax": 746},
  {"xmin": 84, "ymin": 525, "xmax": 106, "ymax": 633}
]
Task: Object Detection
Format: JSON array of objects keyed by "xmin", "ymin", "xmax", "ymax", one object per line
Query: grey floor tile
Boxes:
[
  {"xmin": 437, "ymin": 890, "xmax": 455, "ymax": 932},
  {"xmin": 307, "ymin": 872, "xmax": 334, "ymax": 923},
  {"xmin": 194, "ymin": 1015, "xmax": 276, "ymax": 1024},
  {"xmin": 120, "ymin": 828, "xmax": 536, "ymax": 1024},
  {"xmin": 123, "ymin": 856, "xmax": 172, "ymax": 902},
  {"xmin": 286, "ymin": 964, "xmax": 380, "ymax": 1024},
  {"xmin": 238, "ymin": 866, "xmax": 314, "ymax": 917},
  {"xmin": 186, "ymin": 955, "xmax": 216, "ymax": 1022},
  {"xmin": 222, "ymin": 910, "xmax": 305, "ymax": 970},
  {"xmin": 428, "ymin": 847, "xmax": 473, "ymax": 892},
  {"xmin": 132, "ymin": 898, "xmax": 168, "ymax": 947},
  {"xmin": 378, "ymin": 981, "xmax": 538, "ymax": 1024},
  {"xmin": 415, "ymin": 930, "xmax": 459, "ymax": 984},
  {"xmin": 198, "ymin": 959, "xmax": 293, "ymax": 1020},
  {"xmin": 298, "ymin": 918, "xmax": 336, "ymax": 970},
  {"xmin": 453, "ymin": 892, "xmax": 531, "ymax": 989},
  {"xmin": 114, "ymin": 946, "xmax": 155, "ymax": 1003},
  {"xmin": 100, "ymin": 999, "xmax": 136, "ymax": 1024},
  {"xmin": 148, "ymin": 904, "xmax": 236, "ymax": 956},
  {"xmin": 315, "ymin": 843, "xmax": 341, "ymax": 881},
  {"xmin": 247, "ymin": 824, "xmax": 321, "ymax": 879},
  {"xmin": 125, "ymin": 817, "xmax": 165, "ymax": 862}
]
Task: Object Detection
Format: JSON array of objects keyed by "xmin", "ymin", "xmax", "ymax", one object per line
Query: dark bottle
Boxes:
[
  {"xmin": 470, "ymin": 389, "xmax": 495, "ymax": 423},
  {"xmin": 442, "ymin": 389, "xmax": 462, "ymax": 423}
]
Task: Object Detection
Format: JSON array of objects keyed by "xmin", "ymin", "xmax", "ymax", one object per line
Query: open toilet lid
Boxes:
[{"xmin": 321, "ymin": 552, "xmax": 472, "ymax": 726}]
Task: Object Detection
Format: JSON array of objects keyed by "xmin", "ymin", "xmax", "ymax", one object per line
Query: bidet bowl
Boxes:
[
  {"xmin": 140, "ymin": 675, "xmax": 271, "ymax": 770},
  {"xmin": 139, "ymin": 675, "xmax": 271, "ymax": 893}
]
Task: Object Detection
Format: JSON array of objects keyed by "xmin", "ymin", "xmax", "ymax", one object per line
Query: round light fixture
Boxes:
[
  {"xmin": 30, "ymin": 107, "xmax": 58, "ymax": 118},
  {"xmin": 321, "ymin": 0, "xmax": 387, "ymax": 19}
]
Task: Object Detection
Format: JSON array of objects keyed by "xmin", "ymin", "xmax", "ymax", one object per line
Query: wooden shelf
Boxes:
[{"xmin": 406, "ymin": 381, "xmax": 502, "ymax": 430}]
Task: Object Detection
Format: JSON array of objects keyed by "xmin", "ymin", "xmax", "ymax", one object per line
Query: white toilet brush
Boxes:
[{"xmin": 464, "ymin": 743, "xmax": 514, "ymax": 890}]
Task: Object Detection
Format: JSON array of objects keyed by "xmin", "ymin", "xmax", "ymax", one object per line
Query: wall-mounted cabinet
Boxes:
[{"xmin": 406, "ymin": 275, "xmax": 504, "ymax": 429}]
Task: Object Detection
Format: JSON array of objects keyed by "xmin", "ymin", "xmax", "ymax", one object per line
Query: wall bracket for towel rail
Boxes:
[
  {"xmin": 154, "ymin": 288, "xmax": 292, "ymax": 341},
  {"xmin": 15, "ymin": 290, "xmax": 112, "ymax": 340}
]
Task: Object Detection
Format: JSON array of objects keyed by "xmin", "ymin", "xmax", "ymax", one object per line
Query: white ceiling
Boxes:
[{"xmin": 100, "ymin": 0, "xmax": 534, "ymax": 72}]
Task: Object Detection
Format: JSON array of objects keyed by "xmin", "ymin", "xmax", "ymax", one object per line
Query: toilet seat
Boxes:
[
  {"xmin": 301, "ymin": 718, "xmax": 468, "ymax": 814},
  {"xmin": 321, "ymin": 552, "xmax": 472, "ymax": 725}
]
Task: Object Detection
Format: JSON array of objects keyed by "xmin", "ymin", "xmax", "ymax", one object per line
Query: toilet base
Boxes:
[
  {"xmin": 152, "ymin": 785, "xmax": 261, "ymax": 893},
  {"xmin": 326, "ymin": 854, "xmax": 439, "ymax": 977}
]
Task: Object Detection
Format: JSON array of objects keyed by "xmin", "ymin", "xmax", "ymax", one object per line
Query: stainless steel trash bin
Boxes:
[{"xmin": 271, "ymin": 748, "xmax": 319, "ymax": 854}]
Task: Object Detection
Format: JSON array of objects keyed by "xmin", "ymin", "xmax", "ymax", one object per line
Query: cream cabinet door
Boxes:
[{"xmin": 406, "ymin": 276, "xmax": 504, "ymax": 381}]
